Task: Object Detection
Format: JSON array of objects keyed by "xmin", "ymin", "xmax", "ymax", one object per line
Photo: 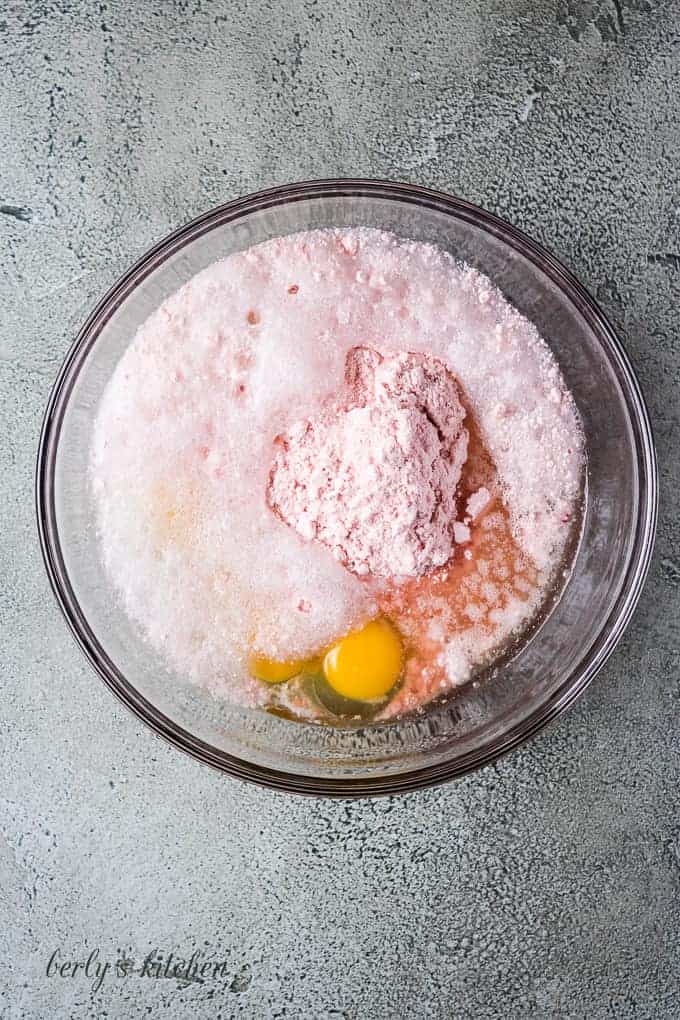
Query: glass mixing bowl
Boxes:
[{"xmin": 36, "ymin": 180, "xmax": 657, "ymax": 796}]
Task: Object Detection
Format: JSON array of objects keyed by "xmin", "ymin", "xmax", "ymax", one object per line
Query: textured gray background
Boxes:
[{"xmin": 1, "ymin": 1, "xmax": 678, "ymax": 1017}]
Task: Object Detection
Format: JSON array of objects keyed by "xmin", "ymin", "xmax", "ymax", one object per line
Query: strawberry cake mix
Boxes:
[{"xmin": 91, "ymin": 228, "xmax": 584, "ymax": 722}]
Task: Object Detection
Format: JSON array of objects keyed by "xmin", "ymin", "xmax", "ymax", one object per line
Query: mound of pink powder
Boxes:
[{"xmin": 267, "ymin": 346, "xmax": 469, "ymax": 578}]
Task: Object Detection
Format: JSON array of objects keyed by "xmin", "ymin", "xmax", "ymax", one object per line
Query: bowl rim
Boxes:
[{"xmin": 35, "ymin": 177, "xmax": 659, "ymax": 797}]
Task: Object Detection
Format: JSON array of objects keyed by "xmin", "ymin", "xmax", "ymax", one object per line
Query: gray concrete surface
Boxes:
[{"xmin": 1, "ymin": 1, "xmax": 679, "ymax": 1017}]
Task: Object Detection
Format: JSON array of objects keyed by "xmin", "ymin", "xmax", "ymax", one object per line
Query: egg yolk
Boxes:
[
  {"xmin": 248, "ymin": 655, "xmax": 307, "ymax": 684},
  {"xmin": 323, "ymin": 618, "xmax": 403, "ymax": 702}
]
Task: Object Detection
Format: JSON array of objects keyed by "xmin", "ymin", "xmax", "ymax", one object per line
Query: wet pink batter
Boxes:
[{"xmin": 91, "ymin": 227, "xmax": 584, "ymax": 714}]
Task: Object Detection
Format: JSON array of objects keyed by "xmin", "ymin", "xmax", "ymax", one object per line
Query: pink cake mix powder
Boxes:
[
  {"xmin": 267, "ymin": 346, "xmax": 469, "ymax": 579},
  {"xmin": 91, "ymin": 227, "xmax": 584, "ymax": 718}
]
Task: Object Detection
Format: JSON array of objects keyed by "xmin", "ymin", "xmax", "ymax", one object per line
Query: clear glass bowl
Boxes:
[{"xmin": 36, "ymin": 180, "xmax": 658, "ymax": 796}]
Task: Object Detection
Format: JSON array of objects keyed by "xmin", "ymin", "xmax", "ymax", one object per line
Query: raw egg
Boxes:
[
  {"xmin": 248, "ymin": 655, "xmax": 307, "ymax": 684},
  {"xmin": 322, "ymin": 618, "xmax": 403, "ymax": 702}
]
